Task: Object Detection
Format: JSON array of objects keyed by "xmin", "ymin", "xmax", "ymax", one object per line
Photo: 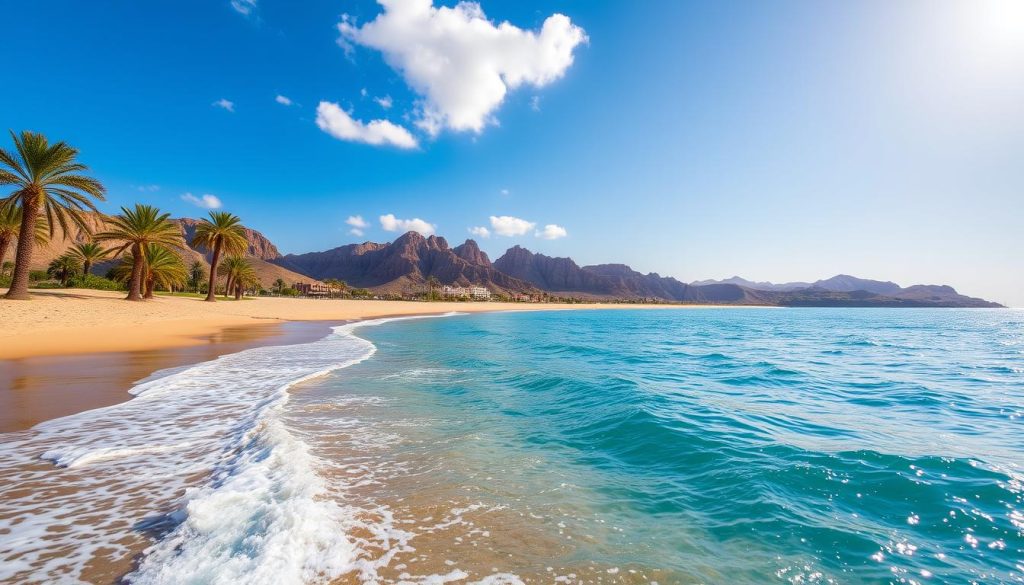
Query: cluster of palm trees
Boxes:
[{"xmin": 0, "ymin": 130, "xmax": 254, "ymax": 302}]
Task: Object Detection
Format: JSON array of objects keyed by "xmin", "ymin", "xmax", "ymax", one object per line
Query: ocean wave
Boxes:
[{"xmin": 0, "ymin": 316, "xmax": 435, "ymax": 584}]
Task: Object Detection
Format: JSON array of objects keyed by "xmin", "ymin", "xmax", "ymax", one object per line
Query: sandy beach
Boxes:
[{"xmin": 0, "ymin": 288, "xmax": 696, "ymax": 361}]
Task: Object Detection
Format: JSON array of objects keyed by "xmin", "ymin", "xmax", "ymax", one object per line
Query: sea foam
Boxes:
[{"xmin": 0, "ymin": 317, "xmax": 423, "ymax": 584}]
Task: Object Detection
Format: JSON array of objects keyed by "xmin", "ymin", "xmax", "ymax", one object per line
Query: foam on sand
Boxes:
[{"xmin": 0, "ymin": 318, "xmax": 419, "ymax": 584}]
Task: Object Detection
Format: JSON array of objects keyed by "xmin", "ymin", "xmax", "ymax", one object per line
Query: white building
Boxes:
[
  {"xmin": 469, "ymin": 286, "xmax": 492, "ymax": 301},
  {"xmin": 442, "ymin": 285, "xmax": 469, "ymax": 298}
]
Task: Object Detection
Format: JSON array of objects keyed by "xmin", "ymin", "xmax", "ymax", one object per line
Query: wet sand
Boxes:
[{"xmin": 0, "ymin": 321, "xmax": 338, "ymax": 433}]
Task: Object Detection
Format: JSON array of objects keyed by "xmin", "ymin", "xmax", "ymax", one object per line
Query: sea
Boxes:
[{"xmin": 0, "ymin": 308, "xmax": 1022, "ymax": 584}]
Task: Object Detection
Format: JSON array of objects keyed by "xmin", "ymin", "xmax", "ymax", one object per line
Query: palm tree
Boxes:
[
  {"xmin": 111, "ymin": 244, "xmax": 188, "ymax": 298},
  {"xmin": 0, "ymin": 131, "xmax": 105, "ymax": 299},
  {"xmin": 0, "ymin": 205, "xmax": 48, "ymax": 272},
  {"xmin": 67, "ymin": 241, "xmax": 110, "ymax": 278},
  {"xmin": 190, "ymin": 211, "xmax": 247, "ymax": 302},
  {"xmin": 273, "ymin": 278, "xmax": 285, "ymax": 295},
  {"xmin": 188, "ymin": 260, "xmax": 206, "ymax": 294},
  {"xmin": 95, "ymin": 204, "xmax": 183, "ymax": 301},
  {"xmin": 426, "ymin": 276, "xmax": 440, "ymax": 301},
  {"xmin": 47, "ymin": 254, "xmax": 81, "ymax": 286},
  {"xmin": 217, "ymin": 256, "xmax": 256, "ymax": 300}
]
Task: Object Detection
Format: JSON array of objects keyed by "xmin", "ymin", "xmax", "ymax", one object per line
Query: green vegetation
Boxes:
[
  {"xmin": 188, "ymin": 260, "xmax": 207, "ymax": 294},
  {"xmin": 218, "ymin": 256, "xmax": 257, "ymax": 300},
  {"xmin": 47, "ymin": 254, "xmax": 82, "ymax": 286},
  {"xmin": 191, "ymin": 211, "xmax": 248, "ymax": 303},
  {"xmin": 0, "ymin": 130, "xmax": 106, "ymax": 299},
  {"xmin": 67, "ymin": 241, "xmax": 110, "ymax": 277},
  {"xmin": 95, "ymin": 204, "xmax": 184, "ymax": 301}
]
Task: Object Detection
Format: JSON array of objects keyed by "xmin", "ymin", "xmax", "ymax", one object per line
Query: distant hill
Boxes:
[
  {"xmin": 691, "ymin": 274, "xmax": 1000, "ymax": 307},
  {"xmin": 272, "ymin": 232, "xmax": 535, "ymax": 294},
  {"xmin": 21, "ymin": 213, "xmax": 313, "ymax": 289},
  {"xmin": 15, "ymin": 220, "xmax": 1001, "ymax": 306}
]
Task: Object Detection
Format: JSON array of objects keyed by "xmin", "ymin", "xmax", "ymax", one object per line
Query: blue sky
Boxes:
[{"xmin": 4, "ymin": 1, "xmax": 1023, "ymax": 305}]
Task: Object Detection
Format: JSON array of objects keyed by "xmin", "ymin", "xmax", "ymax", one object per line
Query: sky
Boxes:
[{"xmin": 3, "ymin": 0, "xmax": 1022, "ymax": 306}]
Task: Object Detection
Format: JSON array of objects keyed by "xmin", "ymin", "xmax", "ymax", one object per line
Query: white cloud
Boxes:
[
  {"xmin": 316, "ymin": 101, "xmax": 418, "ymax": 149},
  {"xmin": 468, "ymin": 226, "xmax": 491, "ymax": 239},
  {"xmin": 338, "ymin": 0, "xmax": 587, "ymax": 136},
  {"xmin": 181, "ymin": 193, "xmax": 223, "ymax": 209},
  {"xmin": 230, "ymin": 0, "xmax": 256, "ymax": 15},
  {"xmin": 530, "ymin": 95, "xmax": 541, "ymax": 112},
  {"xmin": 275, "ymin": 94, "xmax": 293, "ymax": 106},
  {"xmin": 349, "ymin": 228, "xmax": 365, "ymax": 237},
  {"xmin": 346, "ymin": 215, "xmax": 370, "ymax": 229},
  {"xmin": 536, "ymin": 223, "xmax": 567, "ymax": 240},
  {"xmin": 489, "ymin": 215, "xmax": 535, "ymax": 237},
  {"xmin": 500, "ymin": 188, "xmax": 510, "ymax": 196},
  {"xmin": 360, "ymin": 87, "xmax": 368, "ymax": 97},
  {"xmin": 380, "ymin": 213, "xmax": 435, "ymax": 235},
  {"xmin": 135, "ymin": 184, "xmax": 160, "ymax": 193},
  {"xmin": 374, "ymin": 95, "xmax": 394, "ymax": 109},
  {"xmin": 213, "ymin": 98, "xmax": 235, "ymax": 112}
]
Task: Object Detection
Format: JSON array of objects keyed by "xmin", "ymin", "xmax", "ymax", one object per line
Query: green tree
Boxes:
[
  {"xmin": 273, "ymin": 277, "xmax": 285, "ymax": 295},
  {"xmin": 0, "ymin": 205, "xmax": 48, "ymax": 272},
  {"xmin": 95, "ymin": 204, "xmax": 183, "ymax": 301},
  {"xmin": 218, "ymin": 256, "xmax": 256, "ymax": 300},
  {"xmin": 188, "ymin": 260, "xmax": 206, "ymax": 293},
  {"xmin": 67, "ymin": 241, "xmax": 110, "ymax": 278},
  {"xmin": 110, "ymin": 244, "xmax": 188, "ymax": 298},
  {"xmin": 47, "ymin": 254, "xmax": 81, "ymax": 286},
  {"xmin": 190, "ymin": 211, "xmax": 247, "ymax": 302},
  {"xmin": 0, "ymin": 131, "xmax": 105, "ymax": 299},
  {"xmin": 426, "ymin": 276, "xmax": 440, "ymax": 301}
]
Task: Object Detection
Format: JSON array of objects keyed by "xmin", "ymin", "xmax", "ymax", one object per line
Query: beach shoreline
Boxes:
[
  {"xmin": 0, "ymin": 287, "xmax": 727, "ymax": 360},
  {"xmin": 0, "ymin": 288, "xmax": 724, "ymax": 432},
  {"xmin": 0, "ymin": 320, "xmax": 340, "ymax": 433}
]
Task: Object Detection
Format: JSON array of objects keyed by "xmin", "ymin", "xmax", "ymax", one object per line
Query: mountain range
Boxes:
[
  {"xmin": 271, "ymin": 231, "xmax": 1002, "ymax": 307},
  {"xmin": 22, "ymin": 216, "xmax": 1001, "ymax": 307}
]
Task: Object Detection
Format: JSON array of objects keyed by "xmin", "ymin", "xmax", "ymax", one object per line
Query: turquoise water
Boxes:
[{"xmin": 291, "ymin": 308, "xmax": 1024, "ymax": 583}]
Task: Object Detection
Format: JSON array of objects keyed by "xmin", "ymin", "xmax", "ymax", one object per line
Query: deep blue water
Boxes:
[{"xmin": 299, "ymin": 308, "xmax": 1024, "ymax": 583}]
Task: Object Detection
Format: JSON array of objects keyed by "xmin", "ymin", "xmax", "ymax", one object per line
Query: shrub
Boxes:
[
  {"xmin": 68, "ymin": 274, "xmax": 125, "ymax": 291},
  {"xmin": 280, "ymin": 287, "xmax": 300, "ymax": 297}
]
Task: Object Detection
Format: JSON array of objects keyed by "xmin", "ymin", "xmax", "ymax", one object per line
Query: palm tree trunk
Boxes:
[
  {"xmin": 144, "ymin": 277, "xmax": 155, "ymax": 299},
  {"xmin": 224, "ymin": 275, "xmax": 234, "ymax": 299},
  {"xmin": 83, "ymin": 260, "xmax": 92, "ymax": 278},
  {"xmin": 126, "ymin": 243, "xmax": 145, "ymax": 301},
  {"xmin": 205, "ymin": 240, "xmax": 222, "ymax": 302},
  {"xmin": 5, "ymin": 198, "xmax": 40, "ymax": 300},
  {"xmin": 0, "ymin": 234, "xmax": 10, "ymax": 274},
  {"xmin": 234, "ymin": 282, "xmax": 242, "ymax": 301}
]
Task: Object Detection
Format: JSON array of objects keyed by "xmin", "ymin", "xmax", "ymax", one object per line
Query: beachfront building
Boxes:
[
  {"xmin": 293, "ymin": 282, "xmax": 331, "ymax": 297},
  {"xmin": 442, "ymin": 285, "xmax": 469, "ymax": 298},
  {"xmin": 469, "ymin": 286, "xmax": 492, "ymax": 301}
]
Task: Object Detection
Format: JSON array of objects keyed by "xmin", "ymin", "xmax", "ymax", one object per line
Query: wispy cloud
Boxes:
[
  {"xmin": 337, "ymin": 0, "xmax": 587, "ymax": 136},
  {"xmin": 468, "ymin": 226, "xmax": 491, "ymax": 239},
  {"xmin": 380, "ymin": 213, "xmax": 435, "ymax": 236},
  {"xmin": 346, "ymin": 215, "xmax": 369, "ymax": 236},
  {"xmin": 315, "ymin": 102, "xmax": 418, "ymax": 149},
  {"xmin": 530, "ymin": 96, "xmax": 541, "ymax": 112},
  {"xmin": 230, "ymin": 0, "xmax": 256, "ymax": 16},
  {"xmin": 490, "ymin": 215, "xmax": 535, "ymax": 237},
  {"xmin": 374, "ymin": 95, "xmax": 393, "ymax": 109},
  {"xmin": 346, "ymin": 215, "xmax": 369, "ymax": 228},
  {"xmin": 181, "ymin": 193, "xmax": 223, "ymax": 209},
  {"xmin": 536, "ymin": 224, "xmax": 568, "ymax": 240},
  {"xmin": 213, "ymin": 98, "xmax": 235, "ymax": 112},
  {"xmin": 134, "ymin": 184, "xmax": 160, "ymax": 193},
  {"xmin": 275, "ymin": 95, "xmax": 293, "ymax": 106}
]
